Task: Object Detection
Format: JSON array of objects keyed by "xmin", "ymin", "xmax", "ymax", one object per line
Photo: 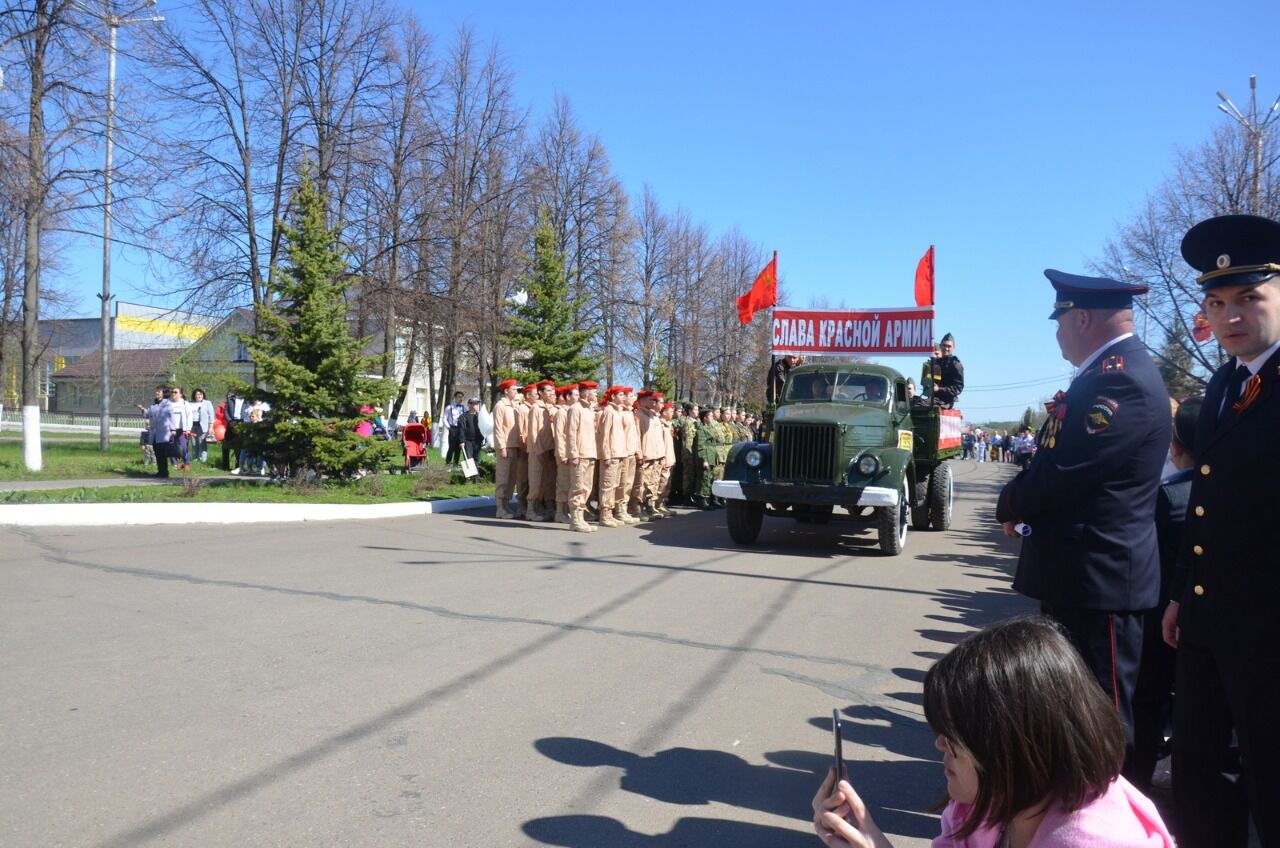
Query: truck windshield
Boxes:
[{"xmin": 785, "ymin": 374, "xmax": 889, "ymax": 403}]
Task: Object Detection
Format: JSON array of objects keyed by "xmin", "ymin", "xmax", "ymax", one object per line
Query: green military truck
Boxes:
[{"xmin": 711, "ymin": 362, "xmax": 962, "ymax": 555}]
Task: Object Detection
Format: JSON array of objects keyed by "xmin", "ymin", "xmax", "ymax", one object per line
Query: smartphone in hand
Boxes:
[{"xmin": 832, "ymin": 708, "xmax": 845, "ymax": 781}]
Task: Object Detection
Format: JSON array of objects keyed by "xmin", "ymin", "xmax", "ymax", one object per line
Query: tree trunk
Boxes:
[{"xmin": 20, "ymin": 0, "xmax": 50, "ymax": 471}]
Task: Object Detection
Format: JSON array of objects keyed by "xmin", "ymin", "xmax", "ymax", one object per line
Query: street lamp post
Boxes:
[
  {"xmin": 77, "ymin": 0, "xmax": 163, "ymax": 450},
  {"xmin": 1217, "ymin": 76, "xmax": 1280, "ymax": 216}
]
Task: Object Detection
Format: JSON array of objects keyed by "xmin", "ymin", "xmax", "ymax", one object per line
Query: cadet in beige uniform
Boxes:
[
  {"xmin": 527, "ymin": 380, "xmax": 557, "ymax": 522},
  {"xmin": 657, "ymin": 402, "xmax": 676, "ymax": 516},
  {"xmin": 565, "ymin": 381, "xmax": 599, "ymax": 533},
  {"xmin": 619, "ymin": 389, "xmax": 641, "ymax": 522},
  {"xmin": 596, "ymin": 386, "xmax": 629, "ymax": 527},
  {"xmin": 553, "ymin": 385, "xmax": 576, "ymax": 523},
  {"xmin": 514, "ymin": 383, "xmax": 536, "ymax": 518},
  {"xmin": 637, "ymin": 392, "xmax": 667, "ymax": 519},
  {"xmin": 492, "ymin": 379, "xmax": 521, "ymax": 518}
]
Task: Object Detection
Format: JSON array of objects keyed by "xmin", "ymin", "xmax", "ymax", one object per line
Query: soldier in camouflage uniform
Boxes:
[
  {"xmin": 677, "ymin": 402, "xmax": 699, "ymax": 504},
  {"xmin": 693, "ymin": 408, "xmax": 719, "ymax": 509}
]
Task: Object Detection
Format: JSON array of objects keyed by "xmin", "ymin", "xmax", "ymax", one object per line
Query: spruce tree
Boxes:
[
  {"xmin": 241, "ymin": 171, "xmax": 396, "ymax": 477},
  {"xmin": 499, "ymin": 209, "xmax": 601, "ymax": 384}
]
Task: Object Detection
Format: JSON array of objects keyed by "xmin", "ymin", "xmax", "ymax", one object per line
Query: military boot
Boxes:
[
  {"xmin": 569, "ymin": 510, "xmax": 597, "ymax": 533},
  {"xmin": 598, "ymin": 507, "xmax": 623, "ymax": 528},
  {"xmin": 555, "ymin": 502, "xmax": 570, "ymax": 524},
  {"xmin": 647, "ymin": 499, "xmax": 667, "ymax": 519},
  {"xmin": 615, "ymin": 505, "xmax": 640, "ymax": 526}
]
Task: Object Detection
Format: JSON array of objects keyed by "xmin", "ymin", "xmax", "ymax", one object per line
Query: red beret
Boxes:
[
  {"xmin": 523, "ymin": 383, "xmax": 538, "ymax": 393},
  {"xmin": 578, "ymin": 380, "xmax": 598, "ymax": 389},
  {"xmin": 556, "ymin": 384, "xmax": 575, "ymax": 395},
  {"xmin": 637, "ymin": 390, "xmax": 652, "ymax": 399},
  {"xmin": 652, "ymin": 392, "xmax": 664, "ymax": 399},
  {"xmin": 536, "ymin": 379, "xmax": 556, "ymax": 389},
  {"xmin": 497, "ymin": 379, "xmax": 518, "ymax": 391},
  {"xmin": 663, "ymin": 402, "xmax": 674, "ymax": 409}
]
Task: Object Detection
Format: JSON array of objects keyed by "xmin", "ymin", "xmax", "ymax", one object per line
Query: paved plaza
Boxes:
[{"xmin": 1, "ymin": 462, "xmax": 1027, "ymax": 847}]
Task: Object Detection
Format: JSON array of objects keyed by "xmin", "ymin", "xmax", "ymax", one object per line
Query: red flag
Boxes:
[
  {"xmin": 737, "ymin": 251, "xmax": 778, "ymax": 325},
  {"xmin": 914, "ymin": 246, "xmax": 935, "ymax": 307},
  {"xmin": 1191, "ymin": 310, "xmax": 1212, "ymax": 343}
]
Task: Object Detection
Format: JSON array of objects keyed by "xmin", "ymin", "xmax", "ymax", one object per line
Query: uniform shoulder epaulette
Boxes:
[{"xmin": 1101, "ymin": 355, "xmax": 1125, "ymax": 373}]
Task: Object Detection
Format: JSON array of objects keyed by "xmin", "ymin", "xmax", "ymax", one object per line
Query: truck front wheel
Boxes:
[
  {"xmin": 877, "ymin": 478, "xmax": 909, "ymax": 556},
  {"xmin": 727, "ymin": 500, "xmax": 764, "ymax": 545}
]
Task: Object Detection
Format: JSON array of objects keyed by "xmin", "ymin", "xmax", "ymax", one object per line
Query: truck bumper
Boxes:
[{"xmin": 711, "ymin": 480, "xmax": 899, "ymax": 507}]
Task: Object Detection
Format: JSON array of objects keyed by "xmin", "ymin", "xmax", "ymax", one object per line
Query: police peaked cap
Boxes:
[
  {"xmin": 1180, "ymin": 214, "xmax": 1280, "ymax": 290},
  {"xmin": 1044, "ymin": 269, "xmax": 1148, "ymax": 319}
]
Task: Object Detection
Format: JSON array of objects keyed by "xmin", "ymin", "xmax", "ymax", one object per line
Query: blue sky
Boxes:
[{"xmin": 68, "ymin": 0, "xmax": 1279, "ymax": 421}]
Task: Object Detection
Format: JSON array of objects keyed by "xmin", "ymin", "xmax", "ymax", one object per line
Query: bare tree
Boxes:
[
  {"xmin": 427, "ymin": 28, "xmax": 524, "ymax": 411},
  {"xmin": 528, "ymin": 96, "xmax": 630, "ymax": 369},
  {"xmin": 620, "ymin": 183, "xmax": 669, "ymax": 386},
  {"xmin": 2, "ymin": 0, "xmax": 101, "ymax": 468},
  {"xmin": 1097, "ymin": 105, "xmax": 1280, "ymax": 392}
]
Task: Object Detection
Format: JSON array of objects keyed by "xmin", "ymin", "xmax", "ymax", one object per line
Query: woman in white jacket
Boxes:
[
  {"xmin": 188, "ymin": 388, "xmax": 215, "ymax": 463},
  {"xmin": 168, "ymin": 386, "xmax": 194, "ymax": 469}
]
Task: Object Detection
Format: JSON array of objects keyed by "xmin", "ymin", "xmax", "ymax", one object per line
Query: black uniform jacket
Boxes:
[
  {"xmin": 1172, "ymin": 345, "xmax": 1280, "ymax": 657},
  {"xmin": 997, "ymin": 336, "xmax": 1170, "ymax": 611},
  {"xmin": 930, "ymin": 355, "xmax": 964, "ymax": 405}
]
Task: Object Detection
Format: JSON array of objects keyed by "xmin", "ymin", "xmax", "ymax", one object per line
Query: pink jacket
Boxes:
[{"xmin": 933, "ymin": 777, "xmax": 1173, "ymax": 848}]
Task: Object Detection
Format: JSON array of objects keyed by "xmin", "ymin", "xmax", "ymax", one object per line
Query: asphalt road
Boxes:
[{"xmin": 1, "ymin": 460, "xmax": 1030, "ymax": 848}]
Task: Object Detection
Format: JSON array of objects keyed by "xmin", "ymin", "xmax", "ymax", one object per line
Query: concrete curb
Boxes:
[{"xmin": 0, "ymin": 495, "xmax": 497, "ymax": 527}]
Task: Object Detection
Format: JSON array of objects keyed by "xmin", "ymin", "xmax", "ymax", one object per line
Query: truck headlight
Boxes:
[
  {"xmin": 856, "ymin": 454, "xmax": 880, "ymax": 476},
  {"xmin": 744, "ymin": 449, "xmax": 763, "ymax": 468}
]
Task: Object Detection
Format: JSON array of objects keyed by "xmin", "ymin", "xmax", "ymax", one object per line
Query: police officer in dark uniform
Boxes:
[
  {"xmin": 1163, "ymin": 214, "xmax": 1280, "ymax": 848},
  {"xmin": 996, "ymin": 270, "xmax": 1170, "ymax": 756}
]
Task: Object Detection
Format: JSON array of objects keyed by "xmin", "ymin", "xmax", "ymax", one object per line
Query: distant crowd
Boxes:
[{"xmin": 961, "ymin": 428, "xmax": 1036, "ymax": 468}]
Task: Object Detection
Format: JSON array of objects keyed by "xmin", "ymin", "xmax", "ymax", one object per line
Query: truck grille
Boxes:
[{"xmin": 774, "ymin": 423, "xmax": 840, "ymax": 483}]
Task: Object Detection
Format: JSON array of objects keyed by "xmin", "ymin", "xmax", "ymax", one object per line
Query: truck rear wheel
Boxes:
[
  {"xmin": 727, "ymin": 500, "xmax": 764, "ymax": 545},
  {"xmin": 928, "ymin": 463, "xmax": 954, "ymax": 530},
  {"xmin": 877, "ymin": 478, "xmax": 909, "ymax": 556},
  {"xmin": 910, "ymin": 472, "xmax": 930, "ymax": 530}
]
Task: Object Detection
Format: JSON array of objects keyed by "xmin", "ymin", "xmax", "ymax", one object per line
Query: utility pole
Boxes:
[
  {"xmin": 76, "ymin": 0, "xmax": 163, "ymax": 450},
  {"xmin": 1217, "ymin": 76, "xmax": 1280, "ymax": 215}
]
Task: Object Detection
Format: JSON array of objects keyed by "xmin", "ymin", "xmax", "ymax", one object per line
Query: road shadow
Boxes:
[
  {"xmin": 787, "ymin": 705, "xmax": 941, "ymax": 838},
  {"xmin": 532, "ymin": 719, "xmax": 941, "ymax": 846},
  {"xmin": 637, "ymin": 507, "xmax": 893, "ymax": 559},
  {"xmin": 535, "ymin": 737, "xmax": 816, "ymax": 821},
  {"xmin": 523, "ymin": 814, "xmax": 814, "ymax": 847}
]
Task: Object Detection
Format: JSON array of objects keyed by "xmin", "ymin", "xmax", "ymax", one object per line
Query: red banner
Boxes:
[
  {"xmin": 771, "ymin": 307, "xmax": 935, "ymax": 355},
  {"xmin": 939, "ymin": 408, "xmax": 964, "ymax": 450}
]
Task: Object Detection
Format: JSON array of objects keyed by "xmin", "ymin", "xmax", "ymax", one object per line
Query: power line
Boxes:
[{"xmin": 964, "ymin": 374, "xmax": 1070, "ymax": 392}]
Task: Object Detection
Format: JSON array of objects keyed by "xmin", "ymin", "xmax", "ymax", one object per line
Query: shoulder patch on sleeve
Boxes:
[
  {"xmin": 1101, "ymin": 355, "xmax": 1125, "ymax": 373},
  {"xmin": 1085, "ymin": 397, "xmax": 1119, "ymax": 434}
]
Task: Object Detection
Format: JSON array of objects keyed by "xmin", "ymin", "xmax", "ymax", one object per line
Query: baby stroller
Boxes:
[{"xmin": 402, "ymin": 422, "xmax": 428, "ymax": 471}]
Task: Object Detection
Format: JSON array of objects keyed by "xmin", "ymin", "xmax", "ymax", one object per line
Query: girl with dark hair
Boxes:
[{"xmin": 813, "ymin": 616, "xmax": 1174, "ymax": 848}]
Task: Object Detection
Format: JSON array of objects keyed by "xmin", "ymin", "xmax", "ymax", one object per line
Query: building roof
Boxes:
[{"xmin": 52, "ymin": 347, "xmax": 183, "ymax": 379}]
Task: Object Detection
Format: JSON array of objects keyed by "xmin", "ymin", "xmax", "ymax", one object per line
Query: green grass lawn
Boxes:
[
  {"xmin": 0, "ymin": 433, "xmax": 225, "ymax": 480},
  {"xmin": 0, "ymin": 432, "xmax": 494, "ymax": 503},
  {"xmin": 0, "ymin": 463, "xmax": 493, "ymax": 504}
]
